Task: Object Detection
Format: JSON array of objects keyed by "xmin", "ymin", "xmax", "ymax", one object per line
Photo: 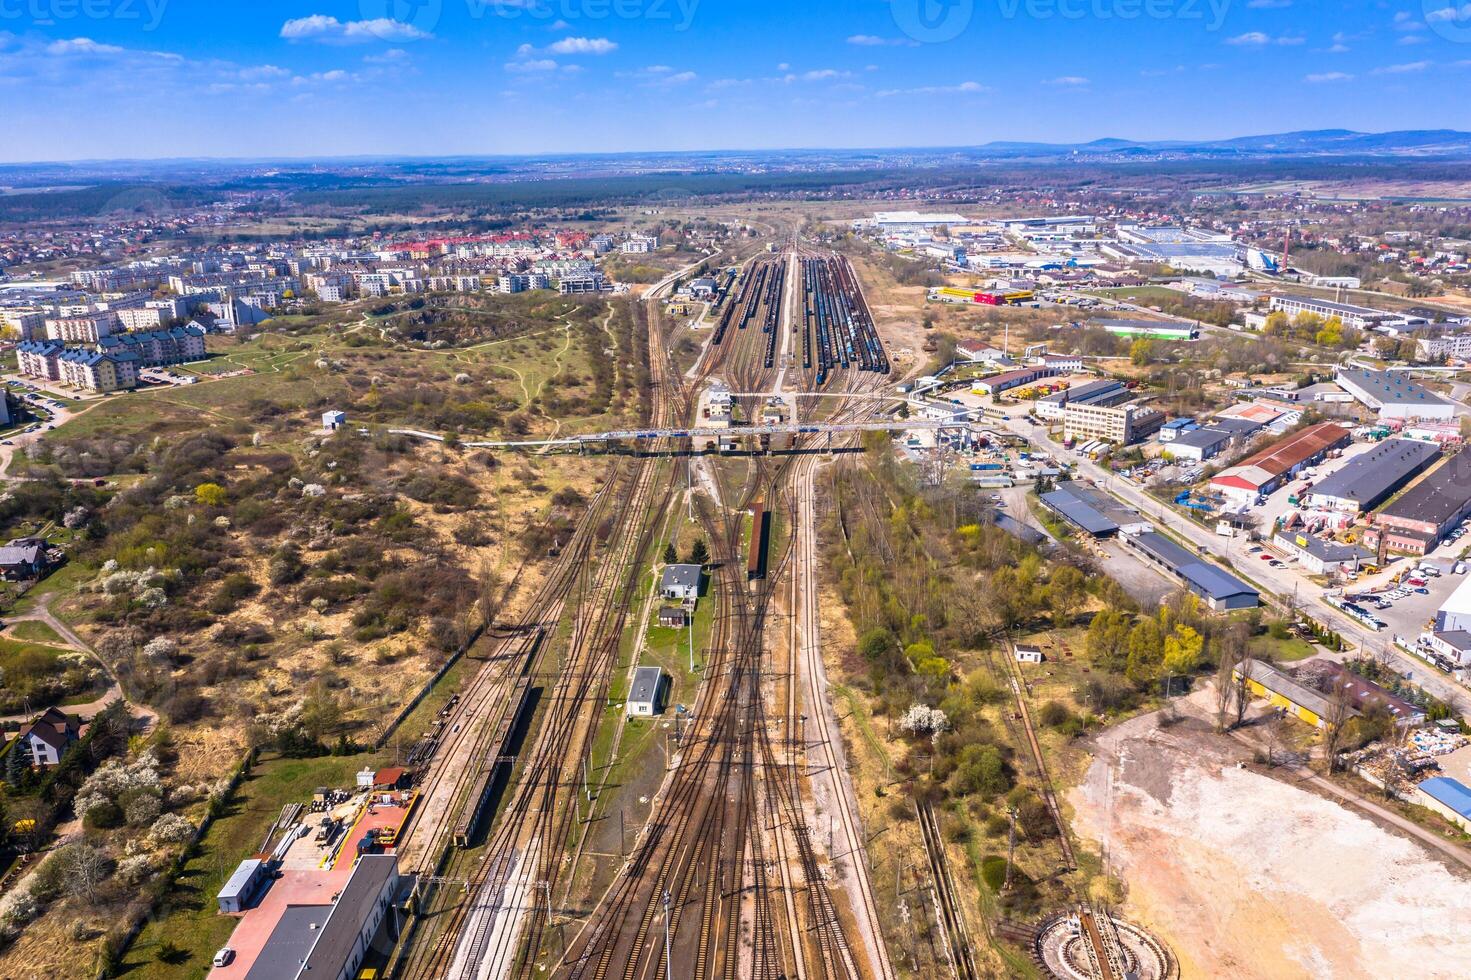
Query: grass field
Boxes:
[
  {"xmin": 115, "ymin": 752, "xmax": 385, "ymax": 980},
  {"xmin": 6, "ymin": 619, "xmax": 66, "ymax": 645}
]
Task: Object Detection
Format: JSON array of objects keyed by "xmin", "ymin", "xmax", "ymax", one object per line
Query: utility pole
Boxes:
[{"xmin": 1004, "ymin": 806, "xmax": 1018, "ymax": 893}]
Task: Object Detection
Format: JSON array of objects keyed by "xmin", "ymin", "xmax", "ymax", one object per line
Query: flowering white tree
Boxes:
[{"xmin": 898, "ymin": 703, "xmax": 949, "ymax": 741}]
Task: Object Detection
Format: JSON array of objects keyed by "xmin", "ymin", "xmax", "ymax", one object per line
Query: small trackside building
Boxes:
[
  {"xmin": 1364, "ymin": 454, "xmax": 1471, "ymax": 555},
  {"xmin": 1209, "ymin": 421, "xmax": 1352, "ymax": 505},
  {"xmin": 1304, "ymin": 438, "xmax": 1441, "ymax": 514},
  {"xmin": 660, "ymin": 564, "xmax": 702, "ymax": 602},
  {"xmin": 627, "ymin": 666, "xmax": 667, "ymax": 717}
]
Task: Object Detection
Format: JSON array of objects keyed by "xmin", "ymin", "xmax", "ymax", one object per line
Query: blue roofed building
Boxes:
[
  {"xmin": 1123, "ymin": 530, "xmax": 1260, "ymax": 610},
  {"xmin": 1412, "ymin": 777, "xmax": 1471, "ymax": 834}
]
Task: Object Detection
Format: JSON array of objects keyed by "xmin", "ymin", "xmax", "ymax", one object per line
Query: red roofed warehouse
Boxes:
[{"xmin": 1209, "ymin": 421, "xmax": 1352, "ymax": 504}]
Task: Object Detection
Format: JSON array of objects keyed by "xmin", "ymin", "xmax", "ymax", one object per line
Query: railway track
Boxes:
[{"xmin": 915, "ymin": 800, "xmax": 981, "ymax": 980}]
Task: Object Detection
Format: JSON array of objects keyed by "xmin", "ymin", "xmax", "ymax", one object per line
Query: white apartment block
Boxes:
[
  {"xmin": 621, "ymin": 235, "xmax": 658, "ymax": 254},
  {"xmin": 118, "ymin": 307, "xmax": 168, "ymax": 331},
  {"xmin": 1417, "ymin": 331, "xmax": 1471, "ymax": 362},
  {"xmin": 45, "ymin": 313, "xmax": 118, "ymax": 344},
  {"xmin": 1063, "ymin": 401, "xmax": 1167, "ymax": 446}
]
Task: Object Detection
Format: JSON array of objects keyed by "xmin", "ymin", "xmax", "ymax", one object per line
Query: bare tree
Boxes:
[
  {"xmin": 1232, "ymin": 647, "xmax": 1256, "ymax": 731},
  {"xmin": 58, "ymin": 842, "xmax": 113, "ymax": 906},
  {"xmin": 476, "ymin": 557, "xmax": 505, "ymax": 631},
  {"xmin": 1215, "ymin": 623, "xmax": 1248, "ymax": 733},
  {"xmin": 1322, "ymin": 680, "xmax": 1353, "ymax": 774}
]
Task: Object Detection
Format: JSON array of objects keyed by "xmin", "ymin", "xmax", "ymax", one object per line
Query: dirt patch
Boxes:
[{"xmin": 1071, "ymin": 704, "xmax": 1471, "ymax": 979}]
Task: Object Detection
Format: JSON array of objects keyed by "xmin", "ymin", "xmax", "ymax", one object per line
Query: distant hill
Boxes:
[{"xmin": 970, "ymin": 129, "xmax": 1471, "ymax": 159}]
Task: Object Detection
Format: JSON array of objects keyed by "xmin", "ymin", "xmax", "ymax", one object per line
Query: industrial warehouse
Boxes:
[
  {"xmin": 1303, "ymin": 439, "xmax": 1442, "ymax": 514},
  {"xmin": 1040, "ymin": 481, "xmax": 1150, "ymax": 537},
  {"xmin": 1121, "ymin": 530, "xmax": 1259, "ymax": 610},
  {"xmin": 1210, "ymin": 422, "xmax": 1353, "ymax": 504},
  {"xmin": 1365, "ymin": 454, "xmax": 1471, "ymax": 555}
]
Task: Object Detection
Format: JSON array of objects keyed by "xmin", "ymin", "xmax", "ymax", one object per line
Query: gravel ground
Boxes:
[{"xmin": 1071, "ymin": 695, "xmax": 1471, "ymax": 980}]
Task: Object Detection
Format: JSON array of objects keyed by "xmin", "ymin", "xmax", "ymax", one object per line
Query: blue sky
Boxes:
[{"xmin": 0, "ymin": 0, "xmax": 1469, "ymax": 161}]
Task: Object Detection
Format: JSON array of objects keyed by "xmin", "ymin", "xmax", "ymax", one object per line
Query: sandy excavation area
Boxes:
[{"xmin": 1070, "ymin": 707, "xmax": 1471, "ymax": 979}]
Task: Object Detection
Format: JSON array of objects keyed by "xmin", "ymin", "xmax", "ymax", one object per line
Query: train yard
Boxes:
[
  {"xmin": 376, "ymin": 245, "xmax": 898, "ymax": 979},
  {"xmin": 373, "ymin": 240, "xmax": 1157, "ymax": 980}
]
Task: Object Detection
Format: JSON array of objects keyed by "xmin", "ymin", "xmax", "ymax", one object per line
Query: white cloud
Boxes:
[
  {"xmin": 291, "ymin": 69, "xmax": 356, "ymax": 86},
  {"xmin": 364, "ymin": 48, "xmax": 408, "ymax": 64},
  {"xmin": 1392, "ymin": 11, "xmax": 1425, "ymax": 31},
  {"xmin": 1373, "ymin": 60, "xmax": 1432, "ymax": 73},
  {"xmin": 237, "ymin": 64, "xmax": 291, "ymax": 81},
  {"xmin": 847, "ymin": 34, "xmax": 917, "ymax": 47},
  {"xmin": 547, "ymin": 36, "xmax": 617, "ymax": 55},
  {"xmin": 1426, "ymin": 3, "xmax": 1471, "ymax": 21},
  {"xmin": 506, "ymin": 58, "xmax": 558, "ymax": 72},
  {"xmin": 1226, "ymin": 31, "xmax": 1304, "ymax": 45},
  {"xmin": 1305, "ymin": 71, "xmax": 1353, "ymax": 82},
  {"xmin": 1046, "ymin": 75, "xmax": 1090, "ymax": 86},
  {"xmin": 46, "ymin": 37, "xmax": 124, "ymax": 56},
  {"xmin": 877, "ymin": 80, "xmax": 990, "ymax": 97},
  {"xmin": 280, "ymin": 15, "xmax": 431, "ymax": 44}
]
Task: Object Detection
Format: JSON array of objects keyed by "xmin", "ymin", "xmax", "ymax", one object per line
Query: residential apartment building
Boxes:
[
  {"xmin": 16, "ymin": 340, "xmax": 64, "ymax": 380},
  {"xmin": 496, "ymin": 272, "xmax": 549, "ymax": 294},
  {"xmin": 0, "ymin": 310, "xmax": 46, "ymax": 340},
  {"xmin": 1417, "ymin": 331, "xmax": 1471, "ymax": 362},
  {"xmin": 559, "ymin": 272, "xmax": 611, "ymax": 295},
  {"xmin": 117, "ymin": 306, "xmax": 168, "ymax": 332},
  {"xmin": 1063, "ymin": 400, "xmax": 1166, "ymax": 446},
  {"xmin": 45, "ymin": 313, "xmax": 118, "ymax": 344},
  {"xmin": 621, "ymin": 235, "xmax": 658, "ymax": 254},
  {"xmin": 97, "ymin": 325, "xmax": 206, "ymax": 367},
  {"xmin": 58, "ymin": 348, "xmax": 139, "ymax": 392}
]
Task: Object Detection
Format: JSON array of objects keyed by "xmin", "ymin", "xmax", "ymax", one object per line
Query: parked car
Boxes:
[{"xmin": 213, "ymin": 948, "xmax": 235, "ymax": 967}]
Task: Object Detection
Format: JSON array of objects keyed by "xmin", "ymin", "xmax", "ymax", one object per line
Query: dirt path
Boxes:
[{"xmin": 3, "ymin": 593, "xmax": 158, "ymax": 730}]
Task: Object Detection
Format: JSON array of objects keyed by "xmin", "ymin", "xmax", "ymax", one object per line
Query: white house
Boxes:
[
  {"xmin": 1014, "ymin": 644, "xmax": 1044, "ymax": 663},
  {"xmin": 627, "ymin": 666, "xmax": 667, "ymax": 717},
  {"xmin": 15, "ymin": 707, "xmax": 79, "ymax": 767},
  {"xmin": 661, "ymin": 564, "xmax": 702, "ymax": 601}
]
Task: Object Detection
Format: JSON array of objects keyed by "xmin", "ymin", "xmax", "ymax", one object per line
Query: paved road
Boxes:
[{"xmin": 996, "ymin": 412, "xmax": 1471, "ymax": 716}]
